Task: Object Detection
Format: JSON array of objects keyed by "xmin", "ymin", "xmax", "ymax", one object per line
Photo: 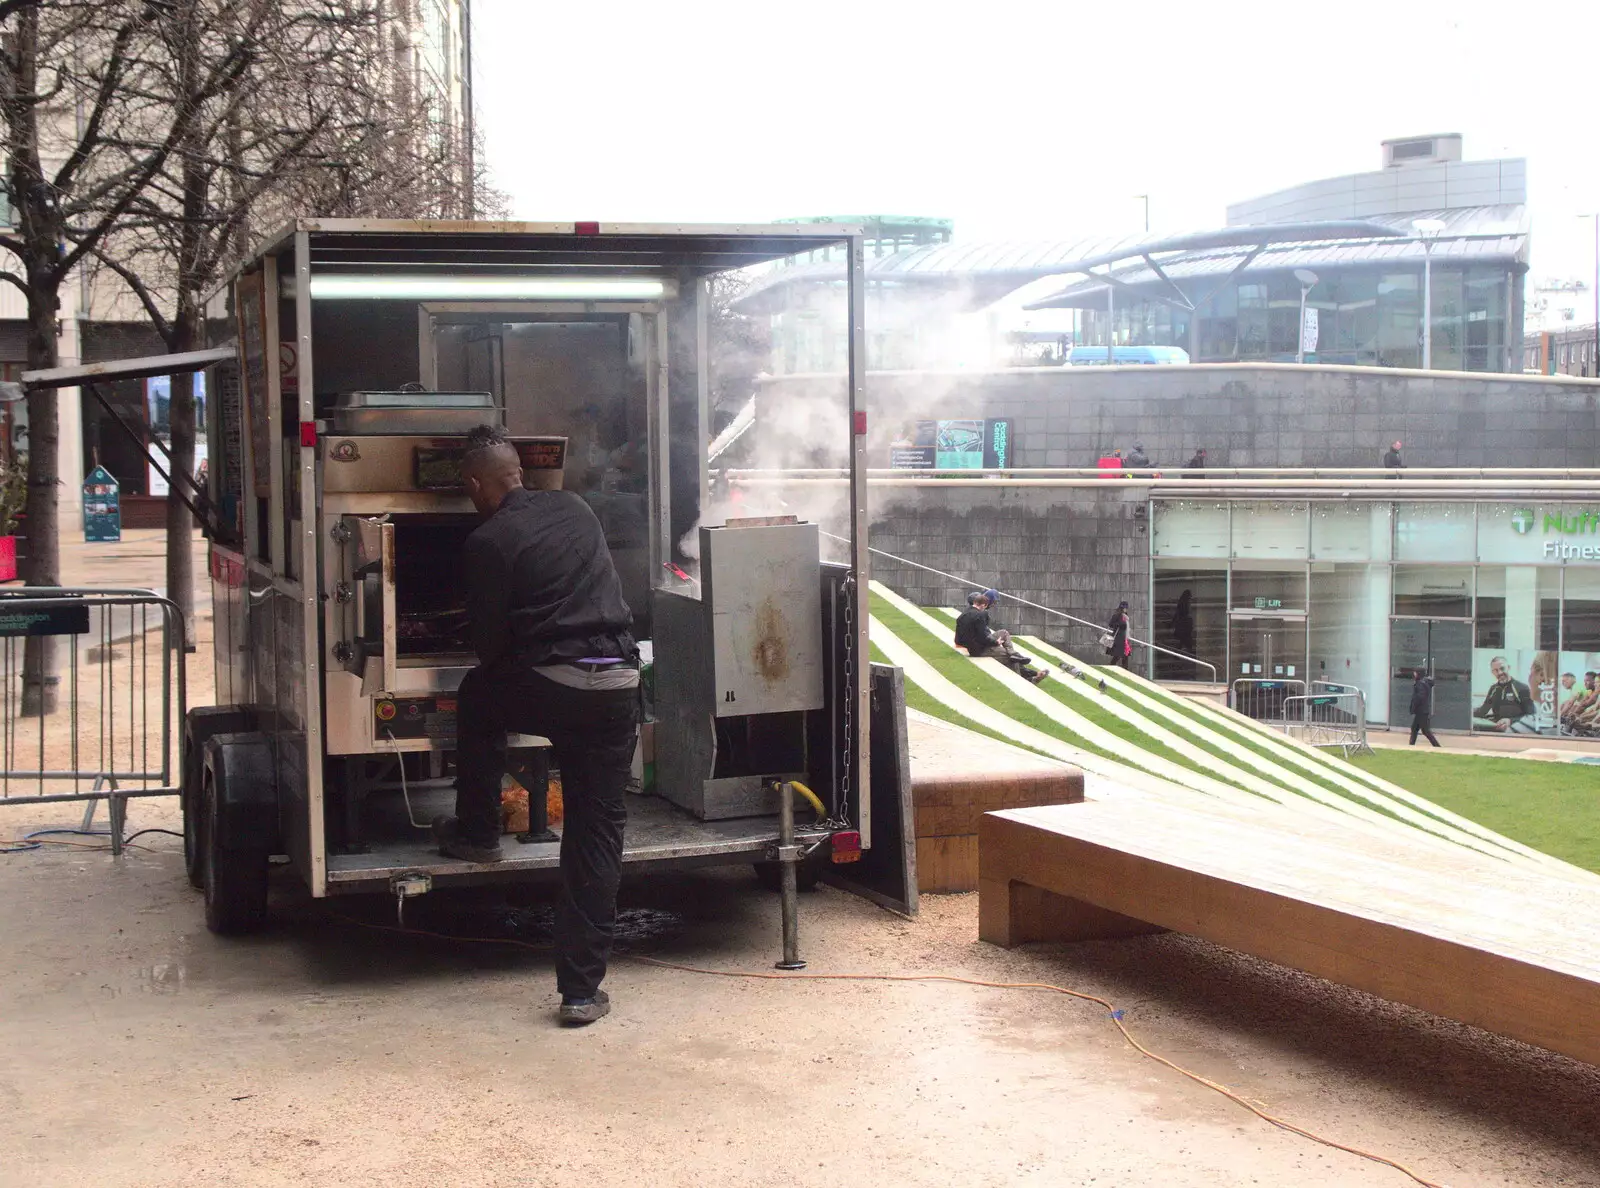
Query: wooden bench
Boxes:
[{"xmin": 979, "ymin": 799, "xmax": 1600, "ymax": 1067}]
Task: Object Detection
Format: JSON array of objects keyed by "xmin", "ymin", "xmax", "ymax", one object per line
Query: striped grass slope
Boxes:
[{"xmin": 870, "ymin": 581, "xmax": 1596, "ymax": 884}]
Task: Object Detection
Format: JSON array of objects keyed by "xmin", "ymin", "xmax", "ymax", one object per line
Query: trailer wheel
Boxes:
[
  {"xmin": 202, "ymin": 768, "xmax": 270, "ymax": 935},
  {"xmin": 754, "ymin": 856, "xmax": 823, "ymax": 893},
  {"xmin": 182, "ymin": 708, "xmax": 255, "ymax": 891}
]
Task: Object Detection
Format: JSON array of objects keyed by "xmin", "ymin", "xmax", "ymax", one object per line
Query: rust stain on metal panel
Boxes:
[{"xmin": 752, "ymin": 598, "xmax": 789, "ymax": 684}]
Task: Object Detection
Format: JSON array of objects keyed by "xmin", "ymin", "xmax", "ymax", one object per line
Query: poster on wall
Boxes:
[
  {"xmin": 888, "ymin": 418, "xmax": 1016, "ymax": 470},
  {"xmin": 1468, "ymin": 648, "xmax": 1600, "ymax": 737}
]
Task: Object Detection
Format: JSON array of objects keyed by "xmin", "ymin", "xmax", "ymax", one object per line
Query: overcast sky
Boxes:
[{"xmin": 474, "ymin": 0, "xmax": 1600, "ymax": 280}]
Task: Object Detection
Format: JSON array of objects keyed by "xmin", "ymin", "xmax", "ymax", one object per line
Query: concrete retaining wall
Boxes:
[{"xmin": 752, "ymin": 363, "xmax": 1600, "ymax": 471}]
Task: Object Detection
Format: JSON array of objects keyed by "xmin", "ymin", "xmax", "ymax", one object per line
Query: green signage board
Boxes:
[{"xmin": 82, "ymin": 465, "xmax": 121, "ymax": 543}]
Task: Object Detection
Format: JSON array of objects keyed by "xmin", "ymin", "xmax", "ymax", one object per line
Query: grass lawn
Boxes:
[{"xmin": 1348, "ymin": 751, "xmax": 1600, "ymax": 874}]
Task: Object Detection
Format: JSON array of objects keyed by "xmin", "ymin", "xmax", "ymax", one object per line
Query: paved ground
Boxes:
[
  {"xmin": 7, "ymin": 535, "xmax": 1600, "ymax": 1184},
  {"xmin": 4, "ymin": 801, "xmax": 1600, "ymax": 1188}
]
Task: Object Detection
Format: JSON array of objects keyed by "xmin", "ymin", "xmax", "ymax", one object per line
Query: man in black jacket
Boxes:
[
  {"xmin": 954, "ymin": 589, "xmax": 1048, "ymax": 683},
  {"xmin": 1384, "ymin": 440, "xmax": 1405, "ymax": 476},
  {"xmin": 435, "ymin": 425, "xmax": 639, "ymax": 1025},
  {"xmin": 1408, "ymin": 671, "xmax": 1441, "ymax": 747}
]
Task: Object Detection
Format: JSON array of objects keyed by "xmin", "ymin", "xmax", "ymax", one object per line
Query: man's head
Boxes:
[
  {"xmin": 1563, "ymin": 672, "xmax": 1577, "ymax": 690},
  {"xmin": 1196, "ymin": 448, "xmax": 1206, "ymax": 458},
  {"xmin": 1490, "ymin": 656, "xmax": 1510, "ymax": 685},
  {"xmin": 1587, "ymin": 671, "xmax": 1597, "ymax": 691},
  {"xmin": 1392, "ymin": 440, "xmax": 1403, "ymax": 452},
  {"xmin": 460, "ymin": 424, "xmax": 524, "ymax": 518},
  {"xmin": 967, "ymin": 588, "xmax": 998, "ymax": 610}
]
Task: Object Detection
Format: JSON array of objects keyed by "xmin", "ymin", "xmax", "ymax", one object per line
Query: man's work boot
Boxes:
[
  {"xmin": 559, "ymin": 990, "xmax": 611, "ymax": 1026},
  {"xmin": 431, "ymin": 815, "xmax": 504, "ymax": 864}
]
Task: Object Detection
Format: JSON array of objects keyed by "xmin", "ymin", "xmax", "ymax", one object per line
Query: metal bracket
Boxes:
[
  {"xmin": 332, "ymin": 641, "xmax": 354, "ymax": 665},
  {"xmin": 390, "ymin": 870, "xmax": 433, "ymax": 928},
  {"xmin": 330, "ymin": 521, "xmax": 352, "ymax": 544},
  {"xmin": 334, "ymin": 582, "xmax": 354, "ymax": 604}
]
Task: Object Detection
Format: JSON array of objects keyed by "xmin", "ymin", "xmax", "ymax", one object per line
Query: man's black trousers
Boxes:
[
  {"xmin": 1409, "ymin": 713, "xmax": 1441, "ymax": 747},
  {"xmin": 455, "ymin": 663, "xmax": 639, "ymax": 997}
]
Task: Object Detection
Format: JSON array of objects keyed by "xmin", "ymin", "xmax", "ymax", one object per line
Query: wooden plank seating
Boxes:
[{"xmin": 979, "ymin": 798, "xmax": 1600, "ymax": 1067}]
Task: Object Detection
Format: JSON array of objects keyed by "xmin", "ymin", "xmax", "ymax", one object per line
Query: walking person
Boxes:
[
  {"xmin": 1408, "ymin": 670, "xmax": 1441, "ymax": 747},
  {"xmin": 1125, "ymin": 442, "xmax": 1151, "ymax": 468},
  {"xmin": 1384, "ymin": 439, "xmax": 1405, "ymax": 477},
  {"xmin": 1182, "ymin": 447, "xmax": 1206, "ymax": 478},
  {"xmin": 1105, "ymin": 600, "xmax": 1132, "ymax": 670}
]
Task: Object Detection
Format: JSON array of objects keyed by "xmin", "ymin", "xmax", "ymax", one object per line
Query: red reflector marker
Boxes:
[
  {"xmin": 853, "ymin": 411, "xmax": 867, "ymax": 436},
  {"xmin": 830, "ymin": 830, "xmax": 862, "ymax": 864},
  {"xmin": 299, "ymin": 421, "xmax": 317, "ymax": 447},
  {"xmin": 574, "ymin": 221, "xmax": 600, "ymax": 236}
]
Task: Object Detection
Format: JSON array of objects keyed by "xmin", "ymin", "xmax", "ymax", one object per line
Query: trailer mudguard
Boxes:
[{"xmin": 203, "ymin": 733, "xmax": 282, "ymax": 853}]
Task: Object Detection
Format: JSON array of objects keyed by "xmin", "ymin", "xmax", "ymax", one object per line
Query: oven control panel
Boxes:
[{"xmin": 374, "ymin": 695, "xmax": 458, "ymax": 741}]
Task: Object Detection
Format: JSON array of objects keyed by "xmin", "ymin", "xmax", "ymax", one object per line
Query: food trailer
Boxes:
[{"xmin": 148, "ymin": 221, "xmax": 908, "ymax": 949}]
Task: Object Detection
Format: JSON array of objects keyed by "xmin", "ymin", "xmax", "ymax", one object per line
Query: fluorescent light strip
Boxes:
[{"xmin": 308, "ymin": 275, "xmax": 671, "ymax": 300}]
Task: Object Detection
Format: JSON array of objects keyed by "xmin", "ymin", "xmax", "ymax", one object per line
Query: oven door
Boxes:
[{"xmin": 339, "ymin": 514, "xmax": 398, "ymax": 697}]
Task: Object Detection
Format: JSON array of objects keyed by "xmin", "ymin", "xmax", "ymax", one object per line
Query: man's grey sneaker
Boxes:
[
  {"xmin": 559, "ymin": 990, "xmax": 611, "ymax": 1025},
  {"xmin": 431, "ymin": 814, "xmax": 504, "ymax": 864}
]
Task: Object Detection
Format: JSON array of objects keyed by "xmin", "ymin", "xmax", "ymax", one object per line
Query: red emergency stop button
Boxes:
[{"xmin": 375, "ymin": 700, "xmax": 396, "ymax": 721}]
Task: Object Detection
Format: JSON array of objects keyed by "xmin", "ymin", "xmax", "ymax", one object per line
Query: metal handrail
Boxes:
[
  {"xmin": 825, "ymin": 531, "xmax": 1218, "ymax": 682},
  {"xmin": 724, "ymin": 465, "xmax": 1600, "ymax": 478}
]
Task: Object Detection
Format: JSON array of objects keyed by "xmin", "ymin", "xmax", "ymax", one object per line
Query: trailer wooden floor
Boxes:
[
  {"xmin": 326, "ymin": 785, "xmax": 804, "ymax": 889},
  {"xmin": 979, "ymin": 796, "xmax": 1600, "ymax": 1068}
]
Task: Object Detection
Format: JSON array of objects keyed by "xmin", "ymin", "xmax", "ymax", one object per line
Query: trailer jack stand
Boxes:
[
  {"xmin": 773, "ymin": 782, "xmax": 807, "ymax": 971},
  {"xmin": 390, "ymin": 871, "xmax": 433, "ymax": 928}
]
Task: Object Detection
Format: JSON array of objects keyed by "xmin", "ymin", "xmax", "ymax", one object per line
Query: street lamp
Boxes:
[
  {"xmin": 1583, "ymin": 214, "xmax": 1599, "ymax": 377},
  {"xmin": 1413, "ymin": 218, "xmax": 1446, "ymax": 370},
  {"xmin": 1294, "ymin": 269, "xmax": 1319, "ymax": 365}
]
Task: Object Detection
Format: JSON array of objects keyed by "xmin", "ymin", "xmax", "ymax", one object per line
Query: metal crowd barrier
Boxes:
[
  {"xmin": 1230, "ymin": 677, "xmax": 1305, "ymax": 722},
  {"xmin": 1, "ymin": 588, "xmax": 186, "ymax": 854},
  {"xmin": 1280, "ymin": 686, "xmax": 1372, "ymax": 758}
]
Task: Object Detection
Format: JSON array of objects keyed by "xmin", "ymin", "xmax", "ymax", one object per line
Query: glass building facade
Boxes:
[
  {"xmin": 1151, "ymin": 499, "xmax": 1600, "ymax": 735},
  {"xmin": 1077, "ymin": 263, "xmax": 1516, "ymax": 371}
]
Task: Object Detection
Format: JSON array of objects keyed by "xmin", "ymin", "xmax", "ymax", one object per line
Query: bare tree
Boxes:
[
  {"xmin": 0, "ymin": 0, "xmax": 251, "ymax": 708},
  {"xmin": 87, "ymin": 1, "xmax": 378, "ymax": 644},
  {"xmin": 86, "ymin": 0, "xmax": 497, "ymax": 643}
]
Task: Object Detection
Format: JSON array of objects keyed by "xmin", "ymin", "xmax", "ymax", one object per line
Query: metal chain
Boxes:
[{"xmin": 833, "ymin": 572, "xmax": 855, "ymax": 830}]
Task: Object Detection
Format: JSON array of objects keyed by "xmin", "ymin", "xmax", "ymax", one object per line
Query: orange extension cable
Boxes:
[{"xmin": 335, "ymin": 913, "xmax": 1450, "ymax": 1188}]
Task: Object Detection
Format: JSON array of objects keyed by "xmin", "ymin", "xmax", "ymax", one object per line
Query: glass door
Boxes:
[
  {"xmin": 1229, "ymin": 611, "xmax": 1308, "ymax": 718},
  {"xmin": 1389, "ymin": 617, "xmax": 1472, "ymax": 730}
]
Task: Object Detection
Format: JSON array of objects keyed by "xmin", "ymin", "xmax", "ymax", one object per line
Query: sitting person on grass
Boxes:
[{"xmin": 953, "ymin": 589, "xmax": 1049, "ymax": 684}]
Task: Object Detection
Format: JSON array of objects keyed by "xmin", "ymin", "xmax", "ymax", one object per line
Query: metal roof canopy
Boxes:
[
  {"xmin": 731, "ymin": 220, "xmax": 1407, "ymax": 317},
  {"xmin": 1022, "ymin": 220, "xmax": 1406, "ymax": 317},
  {"xmin": 1025, "ymin": 208, "xmax": 1529, "ymax": 312},
  {"xmin": 249, "ymin": 219, "xmax": 865, "ymax": 279}
]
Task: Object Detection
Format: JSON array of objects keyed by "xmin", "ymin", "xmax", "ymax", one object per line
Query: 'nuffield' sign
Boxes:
[{"xmin": 1509, "ymin": 507, "xmax": 1600, "ymax": 559}]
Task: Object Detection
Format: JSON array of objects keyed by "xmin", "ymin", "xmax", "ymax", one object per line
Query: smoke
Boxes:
[{"xmin": 679, "ymin": 257, "xmax": 1044, "ymax": 573}]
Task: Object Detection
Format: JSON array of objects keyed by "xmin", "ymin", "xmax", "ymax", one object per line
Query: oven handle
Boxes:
[{"xmin": 378, "ymin": 519, "xmax": 397, "ymax": 696}]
